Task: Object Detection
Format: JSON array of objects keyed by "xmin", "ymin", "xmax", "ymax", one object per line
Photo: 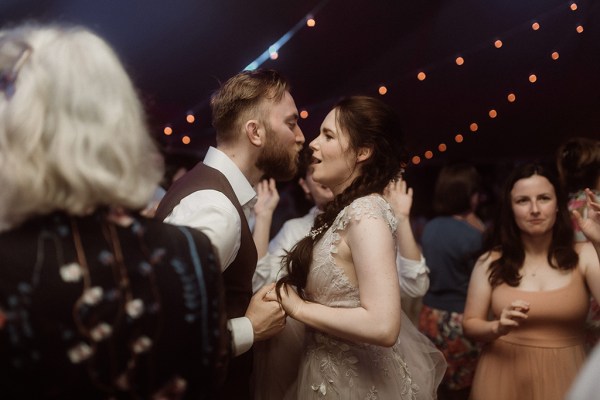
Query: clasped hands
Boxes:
[
  {"xmin": 264, "ymin": 282, "xmax": 305, "ymax": 319},
  {"xmin": 245, "ymin": 282, "xmax": 305, "ymax": 342}
]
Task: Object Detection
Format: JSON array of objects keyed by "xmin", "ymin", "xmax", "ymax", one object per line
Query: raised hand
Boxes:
[
  {"xmin": 254, "ymin": 178, "xmax": 280, "ymax": 218},
  {"xmin": 573, "ymin": 188, "xmax": 600, "ymax": 245},
  {"xmin": 383, "ymin": 176, "xmax": 413, "ymax": 220}
]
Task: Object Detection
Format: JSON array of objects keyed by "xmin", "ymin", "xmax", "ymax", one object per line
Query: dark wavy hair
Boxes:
[
  {"xmin": 556, "ymin": 136, "xmax": 600, "ymax": 194},
  {"xmin": 485, "ymin": 163, "xmax": 577, "ymax": 287},
  {"xmin": 277, "ymin": 95, "xmax": 408, "ymax": 298},
  {"xmin": 433, "ymin": 163, "xmax": 481, "ymax": 216}
]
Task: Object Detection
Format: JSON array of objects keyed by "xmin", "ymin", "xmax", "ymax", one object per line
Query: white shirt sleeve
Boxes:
[
  {"xmin": 397, "ymin": 254, "xmax": 430, "ymax": 298},
  {"xmin": 164, "ymin": 190, "xmax": 241, "ymax": 271},
  {"xmin": 164, "ymin": 190, "xmax": 255, "ymax": 356},
  {"xmin": 252, "ymin": 215, "xmax": 312, "ymax": 293}
]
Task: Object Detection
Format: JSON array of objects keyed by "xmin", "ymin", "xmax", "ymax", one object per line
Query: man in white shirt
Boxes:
[{"xmin": 155, "ymin": 69, "xmax": 305, "ymax": 399}]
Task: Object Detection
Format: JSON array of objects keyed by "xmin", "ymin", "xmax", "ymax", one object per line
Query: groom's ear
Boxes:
[{"xmin": 245, "ymin": 120, "xmax": 263, "ymax": 147}]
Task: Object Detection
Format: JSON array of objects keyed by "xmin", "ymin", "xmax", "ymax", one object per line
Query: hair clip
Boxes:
[
  {"xmin": 307, "ymin": 223, "xmax": 328, "ymax": 239},
  {"xmin": 0, "ymin": 38, "xmax": 32, "ymax": 99}
]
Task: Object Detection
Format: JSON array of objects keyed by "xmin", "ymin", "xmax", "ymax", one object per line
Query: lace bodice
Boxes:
[
  {"xmin": 305, "ymin": 194, "xmax": 397, "ymax": 308},
  {"xmin": 293, "ymin": 195, "xmax": 429, "ymax": 399}
]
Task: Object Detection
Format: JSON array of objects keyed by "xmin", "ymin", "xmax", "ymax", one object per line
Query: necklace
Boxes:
[{"xmin": 524, "ymin": 265, "xmax": 541, "ymax": 277}]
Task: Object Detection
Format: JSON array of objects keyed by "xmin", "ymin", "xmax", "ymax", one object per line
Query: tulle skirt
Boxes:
[{"xmin": 253, "ymin": 312, "xmax": 446, "ymax": 400}]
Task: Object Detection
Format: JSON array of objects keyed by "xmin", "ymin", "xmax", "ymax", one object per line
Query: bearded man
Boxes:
[{"xmin": 155, "ymin": 69, "xmax": 305, "ymax": 399}]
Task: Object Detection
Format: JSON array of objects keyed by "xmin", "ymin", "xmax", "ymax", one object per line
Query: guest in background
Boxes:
[
  {"xmin": 252, "ymin": 148, "xmax": 334, "ymax": 293},
  {"xmin": 252, "ymin": 149, "xmax": 334, "ymax": 399},
  {"xmin": 0, "ymin": 23, "xmax": 227, "ymax": 399},
  {"xmin": 463, "ymin": 163, "xmax": 600, "ymax": 400},
  {"xmin": 567, "ymin": 188, "xmax": 600, "ymax": 399},
  {"xmin": 557, "ymin": 136, "xmax": 600, "ymax": 351},
  {"xmin": 418, "ymin": 163, "xmax": 484, "ymax": 400},
  {"xmin": 557, "ymin": 137, "xmax": 600, "ymax": 242}
]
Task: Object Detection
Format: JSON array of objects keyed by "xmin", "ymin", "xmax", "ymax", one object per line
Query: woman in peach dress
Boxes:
[{"xmin": 463, "ymin": 163, "xmax": 600, "ymax": 400}]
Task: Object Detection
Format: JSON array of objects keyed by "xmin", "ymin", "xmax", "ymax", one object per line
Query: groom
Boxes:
[{"xmin": 155, "ymin": 68, "xmax": 305, "ymax": 399}]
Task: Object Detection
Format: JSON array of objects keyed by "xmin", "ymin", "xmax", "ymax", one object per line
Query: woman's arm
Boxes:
[
  {"xmin": 384, "ymin": 178, "xmax": 421, "ymax": 261},
  {"xmin": 270, "ymin": 213, "xmax": 401, "ymax": 347},
  {"xmin": 384, "ymin": 178, "xmax": 430, "ymax": 298},
  {"xmin": 579, "ymin": 242, "xmax": 600, "ymax": 303},
  {"xmin": 252, "ymin": 178, "xmax": 279, "ymax": 259},
  {"xmin": 463, "ymin": 253, "xmax": 529, "ymax": 342}
]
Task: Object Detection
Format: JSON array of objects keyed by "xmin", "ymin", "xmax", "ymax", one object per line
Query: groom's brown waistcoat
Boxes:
[{"xmin": 155, "ymin": 162, "xmax": 258, "ymax": 399}]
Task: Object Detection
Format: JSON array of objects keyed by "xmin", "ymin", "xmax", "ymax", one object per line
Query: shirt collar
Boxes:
[{"xmin": 203, "ymin": 146, "xmax": 256, "ymax": 207}]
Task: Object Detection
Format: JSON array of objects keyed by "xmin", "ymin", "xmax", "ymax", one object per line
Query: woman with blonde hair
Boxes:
[{"xmin": 0, "ymin": 23, "xmax": 227, "ymax": 399}]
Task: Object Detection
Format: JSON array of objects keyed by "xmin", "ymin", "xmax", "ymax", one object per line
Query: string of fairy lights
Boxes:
[{"xmin": 160, "ymin": 1, "xmax": 590, "ymax": 165}]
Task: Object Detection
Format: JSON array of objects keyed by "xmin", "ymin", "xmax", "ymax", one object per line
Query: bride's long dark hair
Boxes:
[{"xmin": 276, "ymin": 96, "xmax": 408, "ymax": 299}]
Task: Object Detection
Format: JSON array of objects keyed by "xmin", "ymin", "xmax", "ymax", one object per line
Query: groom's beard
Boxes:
[{"xmin": 256, "ymin": 127, "xmax": 299, "ymax": 181}]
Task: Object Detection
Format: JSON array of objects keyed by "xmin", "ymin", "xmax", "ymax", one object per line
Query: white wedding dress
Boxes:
[{"xmin": 254, "ymin": 195, "xmax": 446, "ymax": 399}]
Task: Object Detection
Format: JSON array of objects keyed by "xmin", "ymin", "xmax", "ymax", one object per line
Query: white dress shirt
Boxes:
[
  {"xmin": 164, "ymin": 146, "xmax": 256, "ymax": 357},
  {"xmin": 253, "ymin": 206, "xmax": 430, "ymax": 296}
]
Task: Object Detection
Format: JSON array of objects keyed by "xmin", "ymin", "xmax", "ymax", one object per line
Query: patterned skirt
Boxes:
[{"xmin": 418, "ymin": 304, "xmax": 481, "ymax": 391}]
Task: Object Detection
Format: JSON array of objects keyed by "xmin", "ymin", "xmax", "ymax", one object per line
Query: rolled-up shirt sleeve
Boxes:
[
  {"xmin": 397, "ymin": 254, "xmax": 430, "ymax": 298},
  {"xmin": 164, "ymin": 190, "xmax": 241, "ymax": 271}
]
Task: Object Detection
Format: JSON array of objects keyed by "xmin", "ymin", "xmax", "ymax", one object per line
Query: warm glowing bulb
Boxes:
[
  {"xmin": 489, "ymin": 109, "xmax": 498, "ymax": 118},
  {"xmin": 424, "ymin": 150, "xmax": 433, "ymax": 159},
  {"xmin": 270, "ymin": 51, "xmax": 279, "ymax": 60},
  {"xmin": 570, "ymin": 3, "xmax": 578, "ymax": 11},
  {"xmin": 529, "ymin": 74, "xmax": 537, "ymax": 83},
  {"xmin": 378, "ymin": 86, "xmax": 388, "ymax": 95},
  {"xmin": 455, "ymin": 56, "xmax": 464, "ymax": 66},
  {"xmin": 576, "ymin": 25, "xmax": 584, "ymax": 33},
  {"xmin": 417, "ymin": 72, "xmax": 426, "ymax": 81},
  {"xmin": 182, "ymin": 135, "xmax": 191, "ymax": 145},
  {"xmin": 163, "ymin": 126, "xmax": 173, "ymax": 135},
  {"xmin": 531, "ymin": 22, "xmax": 540, "ymax": 31},
  {"xmin": 300, "ymin": 110, "xmax": 309, "ymax": 119},
  {"xmin": 507, "ymin": 93, "xmax": 516, "ymax": 102},
  {"xmin": 438, "ymin": 143, "xmax": 447, "ymax": 152},
  {"xmin": 307, "ymin": 18, "xmax": 316, "ymax": 27},
  {"xmin": 469, "ymin": 123, "xmax": 478, "ymax": 132},
  {"xmin": 494, "ymin": 40, "xmax": 503, "ymax": 48},
  {"xmin": 411, "ymin": 156, "xmax": 421, "ymax": 165},
  {"xmin": 551, "ymin": 51, "xmax": 560, "ymax": 60},
  {"xmin": 186, "ymin": 114, "xmax": 195, "ymax": 124},
  {"xmin": 455, "ymin": 134, "xmax": 464, "ymax": 143}
]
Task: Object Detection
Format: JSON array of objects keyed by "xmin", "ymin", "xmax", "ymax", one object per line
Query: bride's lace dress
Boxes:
[{"xmin": 287, "ymin": 195, "xmax": 446, "ymax": 399}]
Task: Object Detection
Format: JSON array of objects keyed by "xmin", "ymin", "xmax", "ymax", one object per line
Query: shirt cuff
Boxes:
[{"xmin": 227, "ymin": 317, "xmax": 254, "ymax": 357}]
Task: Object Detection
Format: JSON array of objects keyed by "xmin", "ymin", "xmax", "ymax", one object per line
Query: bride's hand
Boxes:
[{"xmin": 265, "ymin": 284, "xmax": 305, "ymax": 319}]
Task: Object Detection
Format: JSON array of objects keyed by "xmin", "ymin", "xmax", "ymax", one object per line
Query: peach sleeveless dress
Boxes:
[{"xmin": 470, "ymin": 268, "xmax": 589, "ymax": 400}]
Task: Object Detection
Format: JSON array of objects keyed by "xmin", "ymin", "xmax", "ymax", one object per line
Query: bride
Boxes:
[{"xmin": 266, "ymin": 96, "xmax": 446, "ymax": 399}]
